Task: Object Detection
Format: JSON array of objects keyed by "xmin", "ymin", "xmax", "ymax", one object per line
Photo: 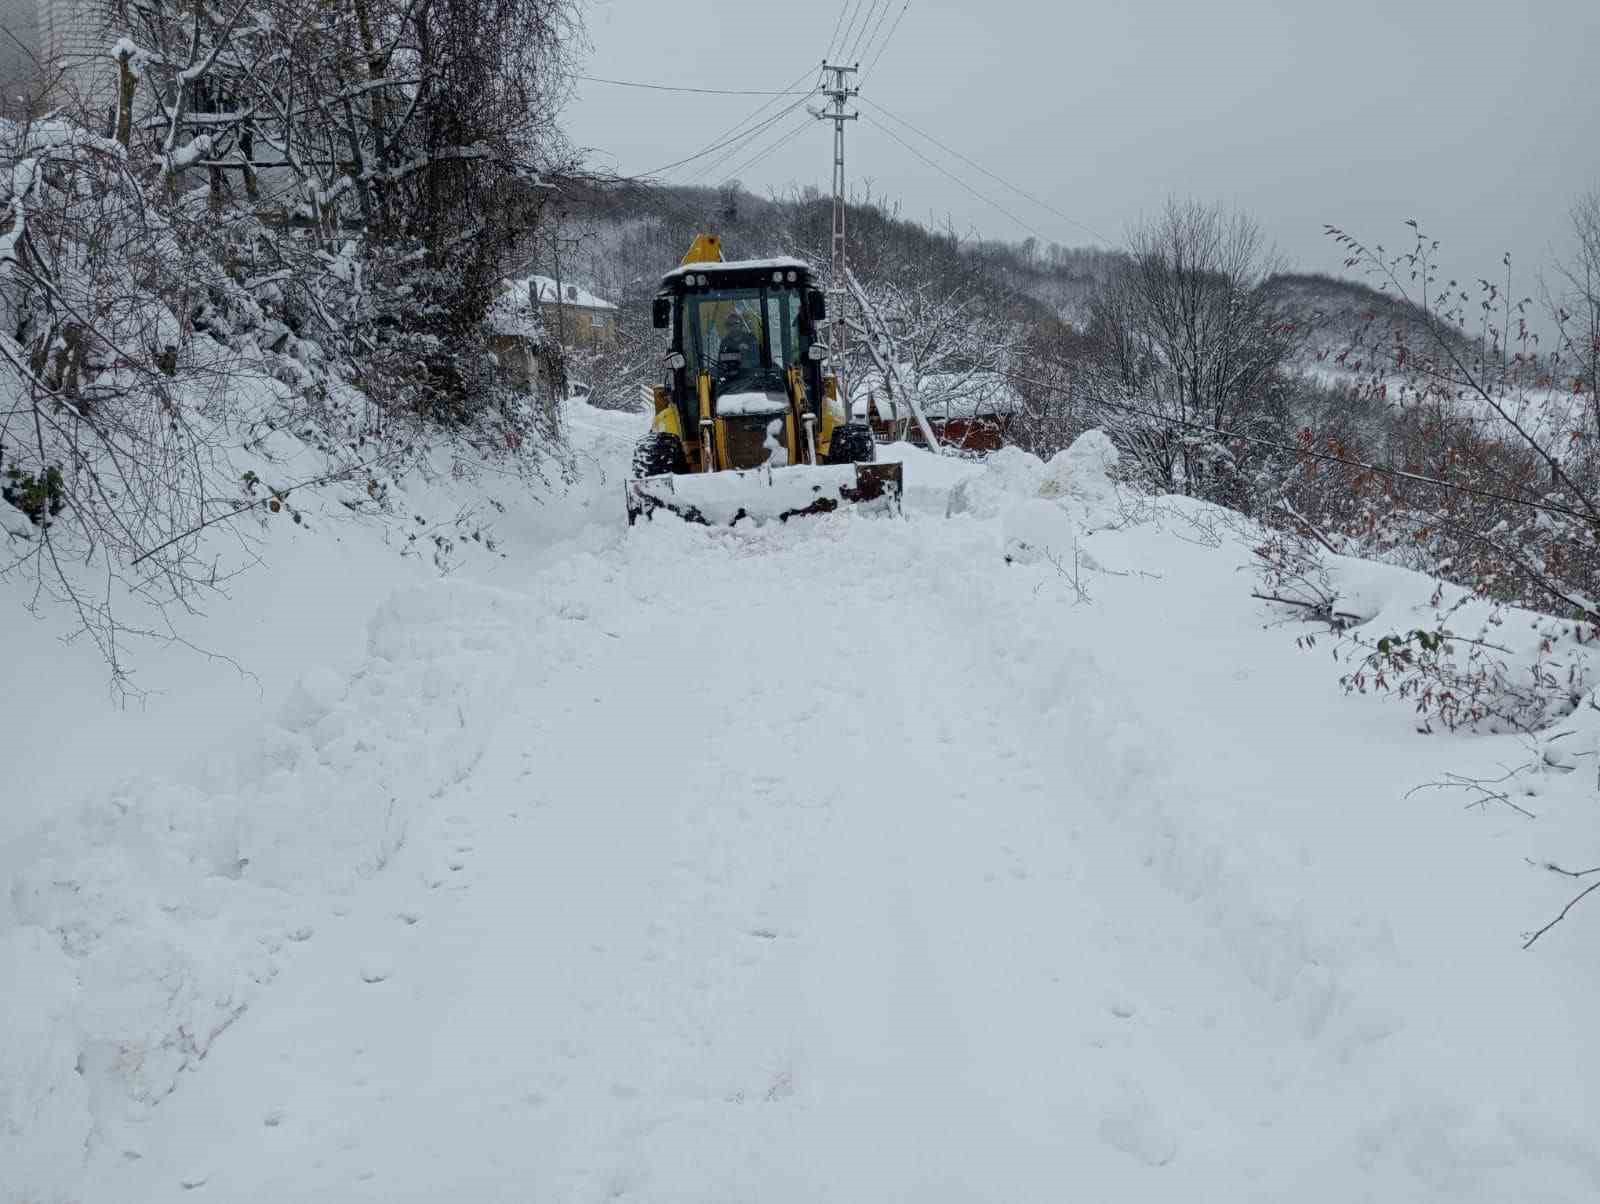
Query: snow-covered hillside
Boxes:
[{"xmin": 4, "ymin": 403, "xmax": 1597, "ymax": 1203}]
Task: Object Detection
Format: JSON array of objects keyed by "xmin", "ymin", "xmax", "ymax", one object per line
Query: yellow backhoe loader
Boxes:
[{"xmin": 625, "ymin": 235, "xmax": 902, "ymax": 525}]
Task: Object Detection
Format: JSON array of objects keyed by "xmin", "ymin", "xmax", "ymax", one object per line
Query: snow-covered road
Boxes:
[
  {"xmin": 11, "ymin": 406, "xmax": 1597, "ymax": 1202},
  {"xmin": 77, "ymin": 518, "xmax": 1323, "ymax": 1200}
]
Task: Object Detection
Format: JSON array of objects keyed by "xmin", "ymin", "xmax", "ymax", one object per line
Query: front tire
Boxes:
[
  {"xmin": 825, "ymin": 423, "xmax": 876, "ymax": 465},
  {"xmin": 632, "ymin": 432, "xmax": 687, "ymax": 478}
]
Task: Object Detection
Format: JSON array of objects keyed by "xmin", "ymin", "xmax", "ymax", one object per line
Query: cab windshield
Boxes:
[{"xmin": 681, "ymin": 286, "xmax": 803, "ymax": 395}]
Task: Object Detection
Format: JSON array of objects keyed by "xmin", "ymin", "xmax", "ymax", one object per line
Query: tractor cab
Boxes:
[{"xmin": 652, "ymin": 256, "xmax": 831, "ymax": 461}]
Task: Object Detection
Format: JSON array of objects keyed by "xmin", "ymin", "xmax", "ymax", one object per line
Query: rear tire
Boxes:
[
  {"xmin": 825, "ymin": 423, "xmax": 876, "ymax": 465},
  {"xmin": 632, "ymin": 432, "xmax": 687, "ymax": 478}
]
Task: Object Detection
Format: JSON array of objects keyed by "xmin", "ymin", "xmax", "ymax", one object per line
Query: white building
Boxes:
[{"xmin": 1, "ymin": 0, "xmax": 116, "ymax": 120}]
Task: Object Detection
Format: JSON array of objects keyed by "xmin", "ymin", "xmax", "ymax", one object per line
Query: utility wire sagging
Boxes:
[
  {"xmin": 861, "ymin": 97, "xmax": 1110, "ymax": 246},
  {"xmin": 861, "ymin": 112, "xmax": 1045, "ymax": 240},
  {"xmin": 578, "ymin": 75, "xmax": 814, "ymax": 96},
  {"xmin": 629, "ymin": 72, "xmax": 819, "ymax": 181},
  {"xmin": 720, "ymin": 115, "xmax": 816, "ymax": 183}
]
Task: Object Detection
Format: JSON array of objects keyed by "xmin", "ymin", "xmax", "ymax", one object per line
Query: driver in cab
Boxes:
[{"xmin": 716, "ymin": 310, "xmax": 760, "ymax": 379}]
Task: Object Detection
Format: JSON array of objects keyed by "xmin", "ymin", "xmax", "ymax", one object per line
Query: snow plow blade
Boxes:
[{"xmin": 626, "ymin": 462, "xmax": 902, "ymax": 527}]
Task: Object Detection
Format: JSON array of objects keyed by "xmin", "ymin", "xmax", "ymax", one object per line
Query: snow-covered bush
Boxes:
[
  {"xmin": 1255, "ymin": 216, "xmax": 1600, "ymax": 635},
  {"xmin": 0, "ymin": 117, "xmax": 281, "ymax": 679},
  {"xmin": 1341, "ymin": 587, "xmax": 1598, "ymax": 735},
  {"xmin": 1254, "ymin": 527, "xmax": 1600, "ymax": 735},
  {"xmin": 1, "ymin": 0, "xmax": 584, "ymax": 668}
]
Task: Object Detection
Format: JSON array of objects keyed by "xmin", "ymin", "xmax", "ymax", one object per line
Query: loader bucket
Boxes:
[{"xmin": 626, "ymin": 461, "xmax": 903, "ymax": 527}]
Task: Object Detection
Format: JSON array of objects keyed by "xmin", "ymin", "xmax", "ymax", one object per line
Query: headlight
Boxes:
[
  {"xmin": 668, "ymin": 351, "xmax": 686, "ymax": 370},
  {"xmin": 772, "ymin": 271, "xmax": 783, "ymax": 283},
  {"xmin": 807, "ymin": 344, "xmax": 825, "ymax": 361},
  {"xmin": 786, "ymin": 271, "xmax": 797, "ymax": 283}
]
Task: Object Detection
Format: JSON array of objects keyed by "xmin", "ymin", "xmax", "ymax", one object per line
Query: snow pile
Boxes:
[
  {"xmin": 873, "ymin": 440, "xmax": 983, "ymax": 515},
  {"xmin": 716, "ymin": 390, "xmax": 789, "ymax": 417},
  {"xmin": 938, "ymin": 431, "xmax": 1128, "ymax": 566},
  {"xmin": 944, "ymin": 445, "xmax": 1050, "ymax": 520},
  {"xmin": 0, "ymin": 580, "xmax": 536, "ymax": 1199}
]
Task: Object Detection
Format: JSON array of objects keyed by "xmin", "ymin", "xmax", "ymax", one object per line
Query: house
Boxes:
[
  {"xmin": 852, "ymin": 368, "xmax": 1023, "ymax": 452},
  {"xmin": 504, "ymin": 274, "xmax": 618, "ymax": 349}
]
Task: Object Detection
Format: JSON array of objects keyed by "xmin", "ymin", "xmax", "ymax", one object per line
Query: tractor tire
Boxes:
[
  {"xmin": 632, "ymin": 432, "xmax": 687, "ymax": 478},
  {"xmin": 825, "ymin": 423, "xmax": 876, "ymax": 465}
]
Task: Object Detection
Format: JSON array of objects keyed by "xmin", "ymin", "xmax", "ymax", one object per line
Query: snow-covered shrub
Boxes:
[
  {"xmin": 1250, "ymin": 522, "xmax": 1355, "ymax": 633},
  {"xmin": 0, "ymin": 118, "xmax": 280, "ymax": 679},
  {"xmin": 1341, "ymin": 585, "xmax": 1598, "ymax": 734},
  {"xmin": 1303, "ymin": 219, "xmax": 1600, "ymax": 625},
  {"xmin": 1241, "ymin": 212, "xmax": 1600, "ymax": 721},
  {"xmin": 1255, "ymin": 528, "xmax": 1600, "ymax": 735}
]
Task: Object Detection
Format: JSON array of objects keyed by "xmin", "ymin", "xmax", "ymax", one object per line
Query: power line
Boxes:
[
  {"xmin": 861, "ymin": 112, "xmax": 1045, "ymax": 240},
  {"xmin": 988, "ymin": 363, "xmax": 1600, "ymax": 527},
  {"xmin": 861, "ymin": 0, "xmax": 911, "ymax": 80},
  {"xmin": 834, "ymin": 0, "xmax": 870, "ymax": 62},
  {"xmin": 688, "ymin": 89, "xmax": 819, "ymax": 184},
  {"xmin": 844, "ymin": 0, "xmax": 888, "ymax": 62},
  {"xmin": 853, "ymin": 0, "xmax": 897, "ymax": 73},
  {"xmin": 578, "ymin": 75, "xmax": 812, "ymax": 97},
  {"xmin": 632, "ymin": 81, "xmax": 818, "ymax": 181},
  {"xmin": 663, "ymin": 62, "xmax": 819, "ymax": 180},
  {"xmin": 823, "ymin": 2, "xmax": 851, "ymax": 60},
  {"xmin": 862, "ymin": 96, "xmax": 1111, "ymax": 246},
  {"xmin": 721, "ymin": 114, "xmax": 815, "ymax": 182}
]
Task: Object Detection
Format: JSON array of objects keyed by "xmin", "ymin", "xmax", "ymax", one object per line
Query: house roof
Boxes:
[
  {"xmin": 850, "ymin": 369, "xmax": 1024, "ymax": 420},
  {"xmin": 504, "ymin": 274, "xmax": 617, "ymax": 312}
]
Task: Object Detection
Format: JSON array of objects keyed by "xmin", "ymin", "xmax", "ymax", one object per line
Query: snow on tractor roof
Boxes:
[{"xmin": 660, "ymin": 256, "xmax": 813, "ymax": 284}]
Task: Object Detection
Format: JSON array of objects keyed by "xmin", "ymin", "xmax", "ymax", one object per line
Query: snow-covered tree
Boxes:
[
  {"xmin": 0, "ymin": 0, "xmax": 584, "ymax": 676},
  {"xmin": 1080, "ymin": 200, "xmax": 1295, "ymax": 502}
]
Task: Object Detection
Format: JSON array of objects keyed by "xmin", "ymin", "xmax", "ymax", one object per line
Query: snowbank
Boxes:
[
  {"xmin": 1, "ymin": 580, "xmax": 537, "ymax": 1197},
  {"xmin": 938, "ymin": 431, "xmax": 1129, "ymax": 566},
  {"xmin": 0, "ymin": 400, "xmax": 632, "ymax": 1203}
]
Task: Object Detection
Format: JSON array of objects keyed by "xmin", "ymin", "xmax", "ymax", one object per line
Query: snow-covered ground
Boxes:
[{"xmin": 4, "ymin": 403, "xmax": 1598, "ymax": 1202}]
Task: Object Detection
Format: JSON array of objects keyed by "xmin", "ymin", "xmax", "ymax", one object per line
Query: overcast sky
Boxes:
[{"xmin": 566, "ymin": 0, "xmax": 1595, "ymax": 292}]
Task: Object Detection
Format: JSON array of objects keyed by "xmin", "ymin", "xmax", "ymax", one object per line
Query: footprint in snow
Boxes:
[
  {"xmin": 1098, "ymin": 1077, "xmax": 1177, "ymax": 1167},
  {"xmin": 359, "ymin": 955, "xmax": 394, "ymax": 984}
]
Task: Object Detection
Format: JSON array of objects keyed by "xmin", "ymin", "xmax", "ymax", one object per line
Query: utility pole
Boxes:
[{"xmin": 814, "ymin": 61, "xmax": 858, "ymax": 424}]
